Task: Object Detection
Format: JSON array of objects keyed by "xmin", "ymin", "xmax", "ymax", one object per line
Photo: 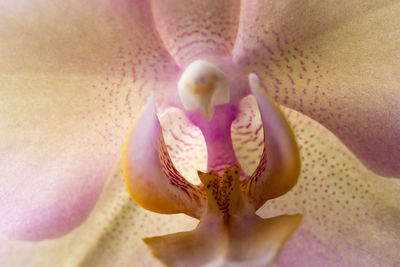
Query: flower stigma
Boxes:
[{"xmin": 178, "ymin": 60, "xmax": 230, "ymax": 120}]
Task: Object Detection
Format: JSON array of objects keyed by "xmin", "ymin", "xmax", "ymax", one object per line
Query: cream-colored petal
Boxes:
[
  {"xmin": 0, "ymin": 0, "xmax": 178, "ymax": 239},
  {"xmin": 233, "ymin": 0, "xmax": 400, "ymax": 177}
]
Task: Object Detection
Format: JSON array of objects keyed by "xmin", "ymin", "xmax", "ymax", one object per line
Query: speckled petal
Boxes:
[
  {"xmin": 0, "ymin": 0, "xmax": 178, "ymax": 240},
  {"xmin": 122, "ymin": 96, "xmax": 206, "ymax": 218},
  {"xmin": 233, "ymin": 0, "xmax": 400, "ymax": 178},
  {"xmin": 259, "ymin": 108, "xmax": 400, "ymax": 267},
  {"xmin": 151, "ymin": 0, "xmax": 241, "ymax": 66}
]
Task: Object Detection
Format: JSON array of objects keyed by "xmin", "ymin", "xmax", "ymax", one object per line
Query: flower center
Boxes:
[{"xmin": 178, "ymin": 60, "xmax": 230, "ymax": 120}]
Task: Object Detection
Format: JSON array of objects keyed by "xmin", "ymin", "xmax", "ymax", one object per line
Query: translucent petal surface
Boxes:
[
  {"xmin": 0, "ymin": 163, "xmax": 197, "ymax": 267},
  {"xmin": 233, "ymin": 0, "xmax": 400, "ymax": 177},
  {"xmin": 0, "ymin": 0, "xmax": 178, "ymax": 239},
  {"xmin": 151, "ymin": 0, "xmax": 241, "ymax": 66},
  {"xmin": 260, "ymin": 108, "xmax": 400, "ymax": 267}
]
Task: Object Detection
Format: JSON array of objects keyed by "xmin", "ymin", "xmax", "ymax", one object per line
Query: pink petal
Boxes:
[
  {"xmin": 0, "ymin": 164, "xmax": 198, "ymax": 267},
  {"xmin": 233, "ymin": 0, "xmax": 400, "ymax": 177},
  {"xmin": 151, "ymin": 0, "xmax": 241, "ymax": 66},
  {"xmin": 0, "ymin": 0, "xmax": 178, "ymax": 239}
]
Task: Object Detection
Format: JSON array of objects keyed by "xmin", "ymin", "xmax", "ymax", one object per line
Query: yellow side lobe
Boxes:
[{"xmin": 121, "ymin": 98, "xmax": 205, "ymax": 218}]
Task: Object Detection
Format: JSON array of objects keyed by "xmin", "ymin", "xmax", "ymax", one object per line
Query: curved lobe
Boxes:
[
  {"xmin": 233, "ymin": 0, "xmax": 400, "ymax": 177},
  {"xmin": 151, "ymin": 0, "xmax": 241, "ymax": 66},
  {"xmin": 0, "ymin": 0, "xmax": 178, "ymax": 239},
  {"xmin": 241, "ymin": 75, "xmax": 300, "ymax": 209},
  {"xmin": 122, "ymin": 97, "xmax": 206, "ymax": 218}
]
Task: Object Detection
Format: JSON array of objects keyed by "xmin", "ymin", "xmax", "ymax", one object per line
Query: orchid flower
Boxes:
[{"xmin": 1, "ymin": 0, "xmax": 400, "ymax": 266}]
